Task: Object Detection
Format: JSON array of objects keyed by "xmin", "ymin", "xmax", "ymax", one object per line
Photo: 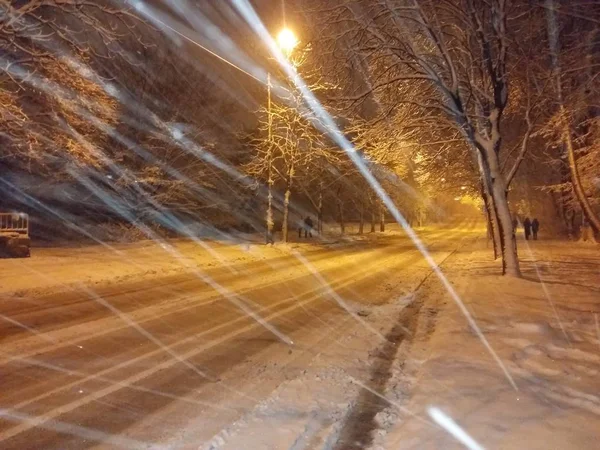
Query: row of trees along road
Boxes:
[
  {"xmin": 1, "ymin": 1, "xmax": 598, "ymax": 277},
  {"xmin": 0, "ymin": 1, "xmax": 248, "ymax": 227},
  {"xmin": 245, "ymin": 47, "xmax": 343, "ymax": 243},
  {"xmin": 292, "ymin": 0, "xmax": 600, "ymax": 277}
]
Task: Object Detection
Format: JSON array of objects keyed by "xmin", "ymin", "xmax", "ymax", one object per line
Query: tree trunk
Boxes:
[
  {"xmin": 482, "ymin": 183, "xmax": 501, "ymax": 260},
  {"xmin": 557, "ymin": 164, "xmax": 576, "ymax": 238},
  {"xmin": 358, "ymin": 202, "xmax": 364, "ymax": 234},
  {"xmin": 379, "ymin": 203, "xmax": 385, "ymax": 232},
  {"xmin": 579, "ymin": 210, "xmax": 598, "ymax": 243},
  {"xmin": 265, "ymin": 72, "xmax": 274, "ymax": 245},
  {"xmin": 370, "ymin": 204, "xmax": 376, "ymax": 233},
  {"xmin": 282, "ymin": 165, "xmax": 294, "ymax": 243},
  {"xmin": 282, "ymin": 186, "xmax": 291, "ymax": 242},
  {"xmin": 566, "ymin": 208, "xmax": 575, "ymax": 238},
  {"xmin": 478, "ymin": 151, "xmax": 501, "ymax": 259},
  {"xmin": 561, "ymin": 109, "xmax": 600, "ymax": 236},
  {"xmin": 493, "ymin": 182, "xmax": 520, "ymax": 277},
  {"xmin": 338, "ymin": 200, "xmax": 345, "ymax": 235},
  {"xmin": 483, "ymin": 146, "xmax": 521, "ymax": 277},
  {"xmin": 266, "ymin": 172, "xmax": 274, "ymax": 244},
  {"xmin": 550, "ymin": 190, "xmax": 565, "ymax": 236},
  {"xmin": 317, "ymin": 183, "xmax": 323, "ymax": 234},
  {"xmin": 490, "ymin": 196, "xmax": 502, "ymax": 260}
]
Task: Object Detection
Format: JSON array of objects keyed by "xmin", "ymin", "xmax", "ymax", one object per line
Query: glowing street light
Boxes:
[
  {"xmin": 276, "ymin": 28, "xmax": 298, "ymax": 55},
  {"xmin": 265, "ymin": 28, "xmax": 299, "ymax": 244}
]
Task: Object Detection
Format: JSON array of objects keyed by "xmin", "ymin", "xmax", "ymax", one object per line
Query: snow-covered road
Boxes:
[{"xmin": 0, "ymin": 224, "xmax": 479, "ymax": 449}]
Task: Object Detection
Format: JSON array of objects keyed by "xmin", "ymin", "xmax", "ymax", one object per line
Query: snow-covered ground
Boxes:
[
  {"xmin": 0, "ymin": 223, "xmax": 475, "ymax": 449},
  {"xmin": 0, "ymin": 222, "xmax": 467, "ymax": 298},
  {"xmin": 199, "ymin": 238, "xmax": 600, "ymax": 450},
  {"xmin": 372, "ymin": 239, "xmax": 600, "ymax": 450},
  {"xmin": 0, "ymin": 238, "xmax": 264, "ymax": 298},
  {"xmin": 0, "ymin": 225, "xmax": 597, "ymax": 449}
]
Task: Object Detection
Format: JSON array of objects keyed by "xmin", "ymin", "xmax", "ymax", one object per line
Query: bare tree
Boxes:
[
  {"xmin": 303, "ymin": 0, "xmax": 556, "ymax": 276},
  {"xmin": 1, "ymin": 1, "xmax": 249, "ymax": 229},
  {"xmin": 543, "ymin": 0, "xmax": 600, "ymax": 237},
  {"xmin": 245, "ymin": 48, "xmax": 336, "ymax": 242},
  {"xmin": 0, "ymin": 1, "xmax": 143, "ymax": 172}
]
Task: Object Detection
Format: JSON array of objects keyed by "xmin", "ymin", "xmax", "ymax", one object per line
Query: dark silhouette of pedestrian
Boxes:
[
  {"xmin": 531, "ymin": 218, "xmax": 540, "ymax": 240},
  {"xmin": 304, "ymin": 216, "xmax": 314, "ymax": 238},
  {"xmin": 266, "ymin": 230, "xmax": 274, "ymax": 245},
  {"xmin": 580, "ymin": 217, "xmax": 594, "ymax": 242},
  {"xmin": 512, "ymin": 216, "xmax": 518, "ymax": 233},
  {"xmin": 523, "ymin": 217, "xmax": 532, "ymax": 240}
]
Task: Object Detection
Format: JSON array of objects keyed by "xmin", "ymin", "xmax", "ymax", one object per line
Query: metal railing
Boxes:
[{"xmin": 0, "ymin": 213, "xmax": 29, "ymax": 234}]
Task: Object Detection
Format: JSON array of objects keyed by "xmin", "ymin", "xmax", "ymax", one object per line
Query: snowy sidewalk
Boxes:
[{"xmin": 375, "ymin": 239, "xmax": 600, "ymax": 449}]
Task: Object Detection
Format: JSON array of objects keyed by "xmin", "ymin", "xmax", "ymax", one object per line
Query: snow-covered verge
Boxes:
[
  {"xmin": 0, "ymin": 222, "xmax": 476, "ymax": 299},
  {"xmin": 0, "ymin": 239, "xmax": 257, "ymax": 297},
  {"xmin": 374, "ymin": 239, "xmax": 600, "ymax": 449},
  {"xmin": 0, "ymin": 235, "xmax": 339, "ymax": 298}
]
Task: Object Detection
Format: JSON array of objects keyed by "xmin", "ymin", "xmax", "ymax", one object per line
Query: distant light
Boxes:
[
  {"xmin": 277, "ymin": 28, "xmax": 298, "ymax": 54},
  {"xmin": 106, "ymin": 174, "xmax": 113, "ymax": 180},
  {"xmin": 454, "ymin": 196, "xmax": 461, "ymax": 201},
  {"xmin": 441, "ymin": 178, "xmax": 446, "ymax": 182},
  {"xmin": 461, "ymin": 186, "xmax": 467, "ymax": 190}
]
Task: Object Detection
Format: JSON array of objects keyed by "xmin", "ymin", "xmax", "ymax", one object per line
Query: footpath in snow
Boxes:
[{"xmin": 373, "ymin": 239, "xmax": 600, "ymax": 450}]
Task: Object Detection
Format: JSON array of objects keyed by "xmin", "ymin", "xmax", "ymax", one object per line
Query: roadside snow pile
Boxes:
[{"xmin": 375, "ymin": 240, "xmax": 600, "ymax": 450}]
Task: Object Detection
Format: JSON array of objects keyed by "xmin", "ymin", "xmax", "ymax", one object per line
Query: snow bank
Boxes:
[{"xmin": 375, "ymin": 240, "xmax": 600, "ymax": 449}]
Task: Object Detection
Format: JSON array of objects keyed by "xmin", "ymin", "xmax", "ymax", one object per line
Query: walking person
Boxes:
[
  {"xmin": 523, "ymin": 217, "xmax": 532, "ymax": 240},
  {"xmin": 581, "ymin": 217, "xmax": 594, "ymax": 242},
  {"xmin": 266, "ymin": 230, "xmax": 274, "ymax": 245},
  {"xmin": 531, "ymin": 218, "xmax": 540, "ymax": 240},
  {"xmin": 304, "ymin": 216, "xmax": 314, "ymax": 238}
]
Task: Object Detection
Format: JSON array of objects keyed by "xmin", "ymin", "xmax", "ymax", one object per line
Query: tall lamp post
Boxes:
[{"xmin": 265, "ymin": 28, "xmax": 298, "ymax": 244}]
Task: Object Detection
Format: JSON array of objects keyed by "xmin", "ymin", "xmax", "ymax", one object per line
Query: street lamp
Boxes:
[
  {"xmin": 277, "ymin": 28, "xmax": 298, "ymax": 55},
  {"xmin": 265, "ymin": 28, "xmax": 298, "ymax": 244}
]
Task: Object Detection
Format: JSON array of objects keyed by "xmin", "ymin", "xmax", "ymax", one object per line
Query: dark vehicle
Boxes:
[{"xmin": 0, "ymin": 212, "xmax": 31, "ymax": 257}]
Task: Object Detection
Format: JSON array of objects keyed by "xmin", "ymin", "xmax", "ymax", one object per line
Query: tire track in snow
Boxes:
[
  {"xmin": 201, "ymin": 225, "xmax": 478, "ymax": 450},
  {"xmin": 0, "ymin": 243, "xmax": 399, "ymax": 360},
  {"xmin": 0, "ymin": 225, "xmax": 460, "ymax": 363},
  {"xmin": 330, "ymin": 227, "xmax": 479, "ymax": 449}
]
